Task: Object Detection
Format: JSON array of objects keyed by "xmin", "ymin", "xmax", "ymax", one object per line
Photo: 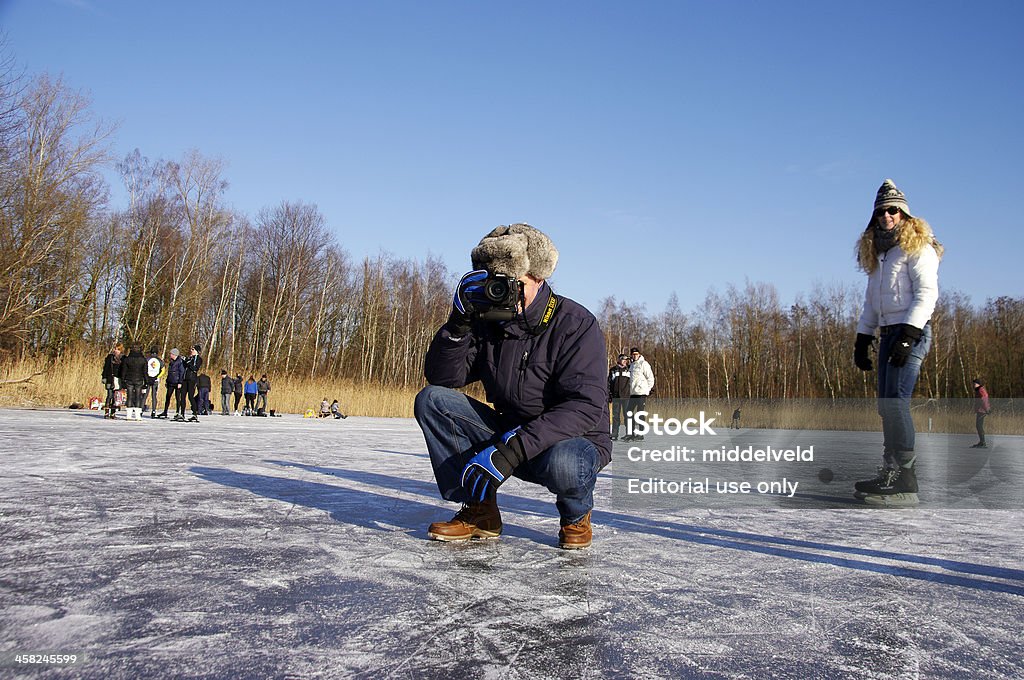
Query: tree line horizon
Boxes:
[{"xmin": 2, "ymin": 46, "xmax": 1022, "ymax": 400}]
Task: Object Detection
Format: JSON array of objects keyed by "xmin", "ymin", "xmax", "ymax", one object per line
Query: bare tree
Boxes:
[{"xmin": 0, "ymin": 74, "xmax": 112, "ymax": 353}]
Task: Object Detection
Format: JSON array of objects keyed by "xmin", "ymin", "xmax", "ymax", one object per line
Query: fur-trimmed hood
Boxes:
[{"xmin": 856, "ymin": 216, "xmax": 944, "ymax": 273}]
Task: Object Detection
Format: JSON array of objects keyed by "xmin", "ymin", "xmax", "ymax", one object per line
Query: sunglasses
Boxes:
[{"xmin": 876, "ymin": 206, "xmax": 901, "ymax": 216}]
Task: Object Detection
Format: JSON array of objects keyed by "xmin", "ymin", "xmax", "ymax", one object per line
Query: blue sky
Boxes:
[{"xmin": 3, "ymin": 0, "xmax": 1022, "ymax": 316}]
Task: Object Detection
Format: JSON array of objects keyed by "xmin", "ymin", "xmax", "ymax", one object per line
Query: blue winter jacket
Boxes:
[
  {"xmin": 424, "ymin": 282, "xmax": 612, "ymax": 467},
  {"xmin": 166, "ymin": 356, "xmax": 185, "ymax": 385}
]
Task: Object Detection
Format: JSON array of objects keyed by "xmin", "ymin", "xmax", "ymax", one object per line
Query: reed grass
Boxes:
[
  {"xmin": 2, "ymin": 356, "xmax": 1022, "ymax": 435},
  {"xmin": 0, "ymin": 355, "xmax": 421, "ymax": 418},
  {"xmin": 649, "ymin": 398, "xmax": 1024, "ymax": 436}
]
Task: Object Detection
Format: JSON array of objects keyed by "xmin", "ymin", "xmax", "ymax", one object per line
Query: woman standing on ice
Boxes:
[{"xmin": 852, "ymin": 179, "xmax": 943, "ymax": 506}]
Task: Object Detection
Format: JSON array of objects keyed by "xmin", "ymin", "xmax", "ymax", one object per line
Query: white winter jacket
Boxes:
[
  {"xmin": 629, "ymin": 355, "xmax": 655, "ymax": 396},
  {"xmin": 857, "ymin": 242, "xmax": 939, "ymax": 334}
]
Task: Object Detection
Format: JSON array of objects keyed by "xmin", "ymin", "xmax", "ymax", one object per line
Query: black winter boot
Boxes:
[
  {"xmin": 861, "ymin": 464, "xmax": 919, "ymax": 507},
  {"xmin": 854, "ymin": 466, "xmax": 893, "ymax": 499}
]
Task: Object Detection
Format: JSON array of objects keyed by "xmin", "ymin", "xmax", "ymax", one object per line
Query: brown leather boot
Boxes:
[
  {"xmin": 427, "ymin": 498, "xmax": 502, "ymax": 541},
  {"xmin": 558, "ymin": 511, "xmax": 592, "ymax": 549}
]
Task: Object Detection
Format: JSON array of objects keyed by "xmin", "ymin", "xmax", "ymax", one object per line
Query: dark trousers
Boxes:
[
  {"xmin": 245, "ymin": 394, "xmax": 256, "ymax": 410},
  {"xmin": 626, "ymin": 395, "xmax": 647, "ymax": 434},
  {"xmin": 183, "ymin": 377, "xmax": 198, "ymax": 416},
  {"xmin": 149, "ymin": 381, "xmax": 159, "ymax": 412},
  {"xmin": 976, "ymin": 413, "xmax": 988, "ymax": 445},
  {"xmin": 125, "ymin": 382, "xmax": 145, "ymax": 409},
  {"xmin": 164, "ymin": 384, "xmax": 183, "ymax": 416},
  {"xmin": 234, "ymin": 393, "xmax": 242, "ymax": 411},
  {"xmin": 197, "ymin": 387, "xmax": 210, "ymax": 415},
  {"xmin": 175, "ymin": 384, "xmax": 186, "ymax": 416},
  {"xmin": 610, "ymin": 398, "xmax": 629, "ymax": 437}
]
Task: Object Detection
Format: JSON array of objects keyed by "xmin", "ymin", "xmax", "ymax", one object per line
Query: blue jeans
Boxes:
[
  {"xmin": 414, "ymin": 385, "xmax": 601, "ymax": 524},
  {"xmin": 877, "ymin": 323, "xmax": 932, "ymax": 464}
]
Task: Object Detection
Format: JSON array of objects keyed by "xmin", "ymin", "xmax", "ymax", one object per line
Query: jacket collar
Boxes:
[{"xmin": 497, "ymin": 281, "xmax": 553, "ymax": 339}]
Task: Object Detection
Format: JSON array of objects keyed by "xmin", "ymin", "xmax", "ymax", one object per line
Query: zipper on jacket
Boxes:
[
  {"xmin": 877, "ymin": 251, "xmax": 887, "ymax": 325},
  {"xmin": 517, "ymin": 350, "xmax": 529, "ymax": 403}
]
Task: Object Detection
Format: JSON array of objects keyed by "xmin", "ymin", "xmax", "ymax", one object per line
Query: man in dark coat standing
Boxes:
[
  {"xmin": 232, "ymin": 373, "xmax": 243, "ymax": 414},
  {"xmin": 415, "ymin": 224, "xmax": 610, "ymax": 550},
  {"xmin": 182, "ymin": 344, "xmax": 203, "ymax": 422},
  {"xmin": 608, "ymin": 353, "xmax": 632, "ymax": 440},
  {"xmin": 101, "ymin": 343, "xmax": 123, "ymax": 420},
  {"xmin": 160, "ymin": 348, "xmax": 184, "ymax": 419},
  {"xmin": 118, "ymin": 344, "xmax": 149, "ymax": 421},
  {"xmin": 220, "ymin": 370, "xmax": 235, "ymax": 415},
  {"xmin": 256, "ymin": 374, "xmax": 271, "ymax": 413}
]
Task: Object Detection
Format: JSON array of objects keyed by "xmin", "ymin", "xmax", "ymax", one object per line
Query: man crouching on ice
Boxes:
[{"xmin": 415, "ymin": 224, "xmax": 611, "ymax": 549}]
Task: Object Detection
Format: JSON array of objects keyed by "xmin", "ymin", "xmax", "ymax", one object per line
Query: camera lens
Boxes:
[{"xmin": 484, "ymin": 279, "xmax": 510, "ymax": 302}]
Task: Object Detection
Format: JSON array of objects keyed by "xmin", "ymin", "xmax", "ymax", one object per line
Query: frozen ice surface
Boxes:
[{"xmin": 0, "ymin": 408, "xmax": 1022, "ymax": 679}]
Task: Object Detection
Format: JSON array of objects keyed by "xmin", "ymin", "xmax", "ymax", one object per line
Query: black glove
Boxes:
[
  {"xmin": 888, "ymin": 324, "xmax": 922, "ymax": 367},
  {"xmin": 460, "ymin": 428, "xmax": 527, "ymax": 501},
  {"xmin": 445, "ymin": 269, "xmax": 489, "ymax": 336},
  {"xmin": 853, "ymin": 333, "xmax": 874, "ymax": 371}
]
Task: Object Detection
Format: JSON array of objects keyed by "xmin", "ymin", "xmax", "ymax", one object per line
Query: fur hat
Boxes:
[
  {"xmin": 470, "ymin": 223, "xmax": 558, "ymax": 280},
  {"xmin": 873, "ymin": 179, "xmax": 913, "ymax": 219}
]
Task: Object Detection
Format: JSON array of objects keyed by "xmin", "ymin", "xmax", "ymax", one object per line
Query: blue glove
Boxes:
[
  {"xmin": 461, "ymin": 428, "xmax": 527, "ymax": 501},
  {"xmin": 446, "ymin": 270, "xmax": 489, "ymax": 335}
]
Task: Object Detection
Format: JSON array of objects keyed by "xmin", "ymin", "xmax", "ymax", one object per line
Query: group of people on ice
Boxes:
[
  {"xmin": 101, "ymin": 344, "xmax": 272, "ymax": 422},
  {"xmin": 606, "ymin": 347, "xmax": 655, "ymax": 442}
]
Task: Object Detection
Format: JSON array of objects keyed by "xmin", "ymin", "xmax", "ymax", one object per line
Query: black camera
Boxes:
[{"xmin": 477, "ymin": 273, "xmax": 520, "ymax": 321}]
